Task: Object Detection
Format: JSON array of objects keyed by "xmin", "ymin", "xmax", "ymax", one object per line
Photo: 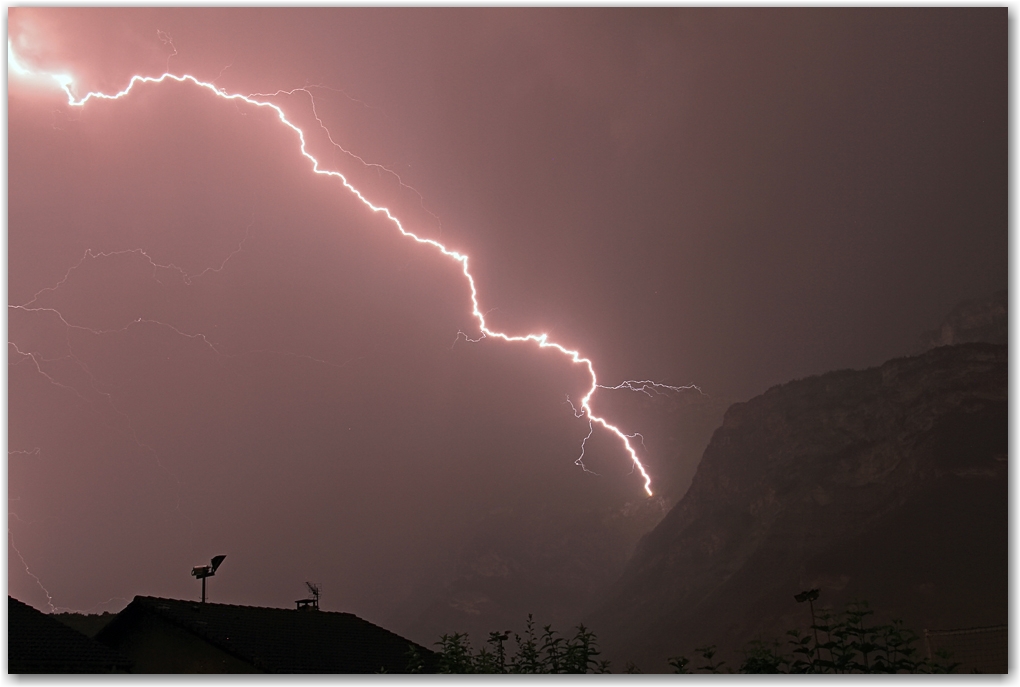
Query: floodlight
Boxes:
[{"xmin": 191, "ymin": 555, "xmax": 227, "ymax": 602}]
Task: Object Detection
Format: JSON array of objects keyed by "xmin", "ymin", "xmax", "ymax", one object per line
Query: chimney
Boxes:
[{"xmin": 296, "ymin": 582, "xmax": 320, "ymax": 611}]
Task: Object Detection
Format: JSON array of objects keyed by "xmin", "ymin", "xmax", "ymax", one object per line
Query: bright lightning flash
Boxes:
[
  {"xmin": 7, "ymin": 40, "xmax": 695, "ymax": 498},
  {"xmin": 8, "ymin": 40, "xmax": 71, "ymax": 88}
]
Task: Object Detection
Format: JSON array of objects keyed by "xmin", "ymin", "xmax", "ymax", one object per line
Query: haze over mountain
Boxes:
[
  {"xmin": 386, "ymin": 389, "xmax": 730, "ymax": 644},
  {"xmin": 915, "ymin": 289, "xmax": 1007, "ymax": 353}
]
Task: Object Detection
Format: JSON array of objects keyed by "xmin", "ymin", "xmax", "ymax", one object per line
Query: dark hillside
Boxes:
[{"xmin": 588, "ymin": 343, "xmax": 1007, "ymax": 671}]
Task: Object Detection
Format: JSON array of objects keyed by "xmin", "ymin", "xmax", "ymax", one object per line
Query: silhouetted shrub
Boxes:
[
  {"xmin": 421, "ymin": 614, "xmax": 609, "ymax": 673},
  {"xmin": 669, "ymin": 598, "xmax": 960, "ymax": 674},
  {"xmin": 423, "ymin": 595, "xmax": 959, "ymax": 673}
]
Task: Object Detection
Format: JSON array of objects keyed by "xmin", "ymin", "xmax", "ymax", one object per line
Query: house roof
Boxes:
[
  {"xmin": 8, "ymin": 596, "xmax": 133, "ymax": 673},
  {"xmin": 96, "ymin": 596, "xmax": 438, "ymax": 673}
]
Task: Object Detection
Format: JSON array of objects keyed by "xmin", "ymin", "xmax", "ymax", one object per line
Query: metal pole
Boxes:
[{"xmin": 202, "ymin": 576, "xmax": 206, "ymax": 603}]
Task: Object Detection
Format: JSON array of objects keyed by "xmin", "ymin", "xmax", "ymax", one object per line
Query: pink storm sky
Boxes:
[{"xmin": 7, "ymin": 8, "xmax": 1005, "ymax": 642}]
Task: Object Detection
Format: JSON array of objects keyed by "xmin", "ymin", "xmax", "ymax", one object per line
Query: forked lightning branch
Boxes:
[{"xmin": 8, "ymin": 38, "xmax": 699, "ymax": 497}]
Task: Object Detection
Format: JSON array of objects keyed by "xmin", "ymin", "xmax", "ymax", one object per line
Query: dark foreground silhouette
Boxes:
[{"xmin": 423, "ymin": 595, "xmax": 990, "ymax": 673}]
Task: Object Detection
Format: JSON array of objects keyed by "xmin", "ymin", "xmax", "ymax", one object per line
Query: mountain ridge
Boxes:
[{"xmin": 588, "ymin": 342, "xmax": 1007, "ymax": 671}]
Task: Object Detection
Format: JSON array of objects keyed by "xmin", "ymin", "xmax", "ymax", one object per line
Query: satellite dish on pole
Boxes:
[{"xmin": 191, "ymin": 555, "xmax": 227, "ymax": 603}]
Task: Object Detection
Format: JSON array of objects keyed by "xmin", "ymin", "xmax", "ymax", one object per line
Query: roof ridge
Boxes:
[
  {"xmin": 112, "ymin": 594, "xmax": 437, "ymax": 673},
  {"xmin": 133, "ymin": 595, "xmax": 359, "ymax": 616}
]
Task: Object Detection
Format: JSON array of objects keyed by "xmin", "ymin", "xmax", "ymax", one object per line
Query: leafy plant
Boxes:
[
  {"xmin": 694, "ymin": 644, "xmax": 728, "ymax": 673},
  {"xmin": 738, "ymin": 639, "xmax": 786, "ymax": 673},
  {"xmin": 674, "ymin": 594, "xmax": 960, "ymax": 674},
  {"xmin": 667, "ymin": 655, "xmax": 690, "ymax": 674},
  {"xmin": 426, "ymin": 614, "xmax": 610, "ymax": 673},
  {"xmin": 424, "ymin": 593, "xmax": 960, "ymax": 673}
]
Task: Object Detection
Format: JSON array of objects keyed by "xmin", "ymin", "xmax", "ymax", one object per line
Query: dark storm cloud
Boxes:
[{"xmin": 8, "ymin": 8, "xmax": 1004, "ymax": 639}]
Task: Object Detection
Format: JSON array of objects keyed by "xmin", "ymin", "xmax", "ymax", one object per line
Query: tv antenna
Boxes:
[
  {"xmin": 191, "ymin": 555, "xmax": 227, "ymax": 603},
  {"xmin": 296, "ymin": 582, "xmax": 320, "ymax": 610}
]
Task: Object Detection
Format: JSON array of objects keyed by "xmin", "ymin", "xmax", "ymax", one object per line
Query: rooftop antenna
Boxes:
[
  {"xmin": 296, "ymin": 582, "xmax": 320, "ymax": 611},
  {"xmin": 191, "ymin": 555, "xmax": 226, "ymax": 603}
]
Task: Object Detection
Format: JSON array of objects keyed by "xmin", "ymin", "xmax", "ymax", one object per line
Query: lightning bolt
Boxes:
[
  {"xmin": 156, "ymin": 29, "xmax": 178, "ymax": 73},
  {"xmin": 9, "ymin": 529, "xmax": 55, "ymax": 612},
  {"xmin": 249, "ymin": 85, "xmax": 447, "ymax": 238},
  {"xmin": 598, "ymin": 380, "xmax": 703, "ymax": 398},
  {"xmin": 8, "ymin": 39, "xmax": 696, "ymax": 498},
  {"xmin": 9, "ymin": 516, "xmax": 128, "ymax": 614}
]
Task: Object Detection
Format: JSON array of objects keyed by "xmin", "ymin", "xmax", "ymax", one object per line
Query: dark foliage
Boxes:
[
  {"xmin": 668, "ymin": 598, "xmax": 960, "ymax": 673},
  {"xmin": 422, "ymin": 595, "xmax": 960, "ymax": 673},
  {"xmin": 418, "ymin": 614, "xmax": 610, "ymax": 673}
]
